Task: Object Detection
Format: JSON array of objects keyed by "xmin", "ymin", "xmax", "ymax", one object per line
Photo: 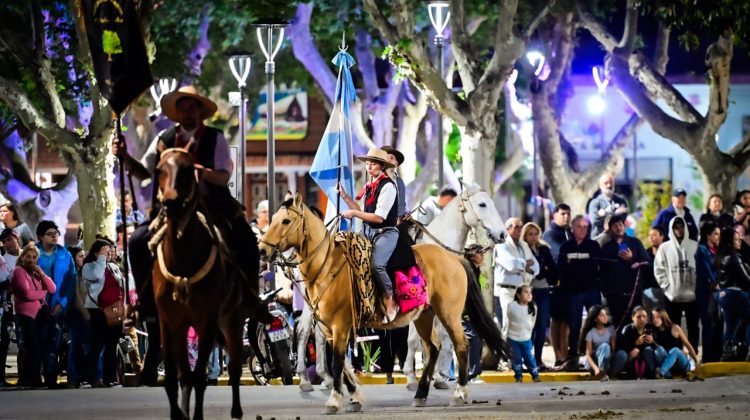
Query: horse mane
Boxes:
[{"xmin": 279, "ymin": 198, "xmax": 294, "ymax": 209}]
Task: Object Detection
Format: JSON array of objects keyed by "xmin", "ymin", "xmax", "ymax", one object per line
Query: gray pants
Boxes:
[{"xmin": 364, "ymin": 226, "xmax": 398, "ymax": 296}]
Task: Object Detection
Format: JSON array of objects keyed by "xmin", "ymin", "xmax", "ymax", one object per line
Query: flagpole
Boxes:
[
  {"xmin": 116, "ymin": 115, "xmax": 130, "ymax": 307},
  {"xmin": 336, "ymin": 32, "xmax": 347, "ymax": 218}
]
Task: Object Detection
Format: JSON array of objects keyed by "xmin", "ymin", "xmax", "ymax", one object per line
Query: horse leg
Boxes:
[
  {"xmin": 296, "ymin": 307, "xmax": 314, "ymax": 392},
  {"xmin": 404, "ymin": 322, "xmax": 419, "ymax": 391},
  {"xmin": 315, "ymin": 324, "xmax": 333, "ymax": 389},
  {"xmin": 176, "ymin": 326, "xmax": 193, "ymax": 420},
  {"xmin": 437, "ymin": 314, "xmax": 470, "ymax": 406},
  {"xmin": 324, "ymin": 330, "xmax": 348, "ymax": 415},
  {"xmin": 222, "ymin": 318, "xmax": 245, "ymax": 420},
  {"xmin": 192, "ymin": 326, "xmax": 217, "ymax": 420},
  {"xmin": 412, "ymin": 313, "xmax": 439, "ymax": 407},
  {"xmin": 432, "ymin": 319, "xmax": 451, "ymax": 390},
  {"xmin": 343, "ymin": 359, "xmax": 364, "ymax": 413},
  {"xmin": 162, "ymin": 323, "xmax": 188, "ymax": 420}
]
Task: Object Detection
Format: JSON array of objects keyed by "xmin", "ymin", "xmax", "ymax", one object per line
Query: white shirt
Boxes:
[
  {"xmin": 493, "ymin": 239, "xmax": 539, "ymax": 296},
  {"xmin": 3, "ymin": 254, "xmax": 18, "ymax": 280},
  {"xmin": 507, "ymin": 301, "xmax": 536, "ymax": 341},
  {"xmin": 373, "ymin": 182, "xmax": 397, "ymax": 220},
  {"xmin": 413, "ymin": 196, "xmax": 442, "ymax": 225}
]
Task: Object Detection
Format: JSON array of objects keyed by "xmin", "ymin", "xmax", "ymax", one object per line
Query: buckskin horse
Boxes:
[
  {"xmin": 259, "ymin": 193, "xmax": 510, "ymax": 414},
  {"xmin": 152, "ymin": 148, "xmax": 262, "ymax": 420}
]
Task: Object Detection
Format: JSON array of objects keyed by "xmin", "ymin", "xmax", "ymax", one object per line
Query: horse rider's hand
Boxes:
[
  {"xmin": 337, "ymin": 182, "xmax": 349, "ymax": 199},
  {"xmin": 111, "ymin": 133, "xmax": 127, "ymax": 158},
  {"xmin": 341, "ymin": 209, "xmax": 355, "ymax": 219}
]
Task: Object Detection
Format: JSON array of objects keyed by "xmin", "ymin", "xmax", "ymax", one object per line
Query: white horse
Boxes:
[
  {"xmin": 294, "ymin": 184, "xmax": 506, "ymax": 392},
  {"xmin": 404, "ymin": 184, "xmax": 506, "ymax": 390}
]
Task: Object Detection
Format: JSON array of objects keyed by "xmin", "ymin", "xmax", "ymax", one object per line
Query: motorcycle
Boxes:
[{"xmin": 246, "ymin": 287, "xmax": 295, "ymax": 385}]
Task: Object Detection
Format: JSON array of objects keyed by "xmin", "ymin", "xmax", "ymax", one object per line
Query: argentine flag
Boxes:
[{"xmin": 310, "ymin": 50, "xmax": 357, "ymax": 228}]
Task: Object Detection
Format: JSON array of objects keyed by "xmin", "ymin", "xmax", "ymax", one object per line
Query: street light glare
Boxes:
[
  {"xmin": 587, "ymin": 94, "xmax": 607, "ymax": 115},
  {"xmin": 526, "ymin": 51, "xmax": 545, "ymax": 76}
]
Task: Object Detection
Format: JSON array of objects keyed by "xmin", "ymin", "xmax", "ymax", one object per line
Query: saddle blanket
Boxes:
[{"xmin": 393, "ymin": 265, "xmax": 429, "ymax": 313}]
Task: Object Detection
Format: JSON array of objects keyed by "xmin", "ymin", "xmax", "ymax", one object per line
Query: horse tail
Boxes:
[{"xmin": 461, "ymin": 259, "xmax": 510, "ymax": 362}]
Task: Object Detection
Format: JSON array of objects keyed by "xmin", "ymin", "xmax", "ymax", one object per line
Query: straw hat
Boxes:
[
  {"xmin": 380, "ymin": 146, "xmax": 404, "ymax": 166},
  {"xmin": 160, "ymin": 85, "xmax": 218, "ymax": 121},
  {"xmin": 357, "ymin": 147, "xmax": 395, "ymax": 169}
]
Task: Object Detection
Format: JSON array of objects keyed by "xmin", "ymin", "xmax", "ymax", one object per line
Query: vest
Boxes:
[{"xmin": 363, "ymin": 176, "xmax": 398, "ymax": 229}]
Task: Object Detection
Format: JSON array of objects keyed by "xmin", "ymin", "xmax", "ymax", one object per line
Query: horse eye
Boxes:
[
  {"xmin": 478, "ymin": 202, "xmax": 487, "ymax": 208},
  {"xmin": 282, "ymin": 219, "xmax": 291, "ymax": 225}
]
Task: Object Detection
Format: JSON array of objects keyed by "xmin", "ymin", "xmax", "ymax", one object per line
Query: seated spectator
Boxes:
[
  {"xmin": 694, "ymin": 222, "xmax": 722, "ymax": 363},
  {"xmin": 579, "ymin": 305, "xmax": 615, "ymax": 380},
  {"xmin": 651, "ymin": 308, "xmax": 700, "ymax": 379},
  {"xmin": 10, "ymin": 245, "xmax": 56, "ymax": 388},
  {"xmin": 641, "ymin": 226, "xmax": 666, "ymax": 313},
  {"xmin": 699, "ymin": 194, "xmax": 734, "ymax": 230},
  {"xmin": 611, "ymin": 306, "xmax": 657, "ymax": 379},
  {"xmin": 507, "ymin": 285, "xmax": 541, "ymax": 383},
  {"xmin": 715, "ymin": 227, "xmax": 750, "ymax": 361}
]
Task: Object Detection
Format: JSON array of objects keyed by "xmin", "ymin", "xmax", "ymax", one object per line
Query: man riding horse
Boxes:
[{"xmin": 112, "ymin": 86, "xmax": 266, "ymax": 320}]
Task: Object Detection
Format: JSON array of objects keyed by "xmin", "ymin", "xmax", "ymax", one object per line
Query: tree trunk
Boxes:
[
  {"xmin": 397, "ymin": 92, "xmax": 427, "ymax": 185},
  {"xmin": 697, "ymin": 158, "xmax": 741, "ymax": 206},
  {"xmin": 459, "ymin": 125, "xmax": 496, "ymax": 192},
  {"xmin": 72, "ymin": 132, "xmax": 117, "ymax": 247}
]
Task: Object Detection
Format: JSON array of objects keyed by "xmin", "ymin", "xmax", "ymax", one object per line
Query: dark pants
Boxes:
[
  {"xmin": 41, "ymin": 313, "xmax": 64, "ymax": 386},
  {"xmin": 665, "ymin": 298, "xmax": 700, "ymax": 351},
  {"xmin": 0, "ymin": 307, "xmax": 12, "ymax": 382},
  {"xmin": 15, "ymin": 313, "xmax": 45, "ymax": 387},
  {"xmin": 697, "ymin": 289, "xmax": 722, "ymax": 363},
  {"xmin": 463, "ymin": 320, "xmax": 483, "ymax": 379},
  {"xmin": 718, "ymin": 289, "xmax": 750, "ymax": 345},
  {"xmin": 531, "ymin": 288, "xmax": 551, "ymax": 363},
  {"xmin": 140, "ymin": 318, "xmax": 162, "ymax": 386},
  {"xmin": 375, "ymin": 326, "xmax": 408, "ymax": 374},
  {"xmin": 65, "ymin": 310, "xmax": 91, "ymax": 386},
  {"xmin": 492, "ymin": 296, "xmax": 503, "ymax": 330},
  {"xmin": 607, "ymin": 291, "xmax": 642, "ymax": 331},
  {"xmin": 611, "ymin": 347, "xmax": 656, "ymax": 379},
  {"xmin": 567, "ymin": 289, "xmax": 601, "ymax": 359},
  {"xmin": 86, "ymin": 309, "xmax": 121, "ymax": 384}
]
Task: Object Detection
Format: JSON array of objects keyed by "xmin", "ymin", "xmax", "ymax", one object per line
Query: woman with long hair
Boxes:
[
  {"xmin": 82, "ymin": 238, "xmax": 126, "ymax": 387},
  {"xmin": 0, "ymin": 203, "xmax": 35, "ymax": 247},
  {"xmin": 507, "ymin": 285, "xmax": 541, "ymax": 383},
  {"xmin": 699, "ymin": 194, "xmax": 733, "ymax": 230},
  {"xmin": 695, "ymin": 222, "xmax": 722, "ymax": 362},
  {"xmin": 10, "ymin": 245, "xmax": 55, "ymax": 388},
  {"xmin": 714, "ymin": 227, "xmax": 750, "ymax": 360},
  {"xmin": 578, "ymin": 305, "xmax": 615, "ymax": 380},
  {"xmin": 611, "ymin": 306, "xmax": 657, "ymax": 379},
  {"xmin": 521, "ymin": 222, "xmax": 558, "ymax": 370},
  {"xmin": 651, "ymin": 308, "xmax": 700, "ymax": 378}
]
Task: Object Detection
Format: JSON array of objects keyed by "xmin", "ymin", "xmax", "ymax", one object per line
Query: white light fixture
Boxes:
[
  {"xmin": 427, "ymin": 0, "xmax": 450, "ymax": 40},
  {"xmin": 592, "ymin": 66, "xmax": 609, "ymax": 94},
  {"xmin": 526, "ymin": 51, "xmax": 545, "ymax": 76},
  {"xmin": 228, "ymin": 55, "xmax": 252, "ymax": 87}
]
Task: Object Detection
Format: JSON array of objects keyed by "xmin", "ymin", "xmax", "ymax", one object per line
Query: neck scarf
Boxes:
[{"xmin": 356, "ymin": 172, "xmax": 389, "ymax": 207}]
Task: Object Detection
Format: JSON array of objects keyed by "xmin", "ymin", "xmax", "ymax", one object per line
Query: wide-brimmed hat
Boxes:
[
  {"xmin": 160, "ymin": 85, "xmax": 218, "ymax": 121},
  {"xmin": 380, "ymin": 146, "xmax": 404, "ymax": 166},
  {"xmin": 357, "ymin": 147, "xmax": 395, "ymax": 169}
]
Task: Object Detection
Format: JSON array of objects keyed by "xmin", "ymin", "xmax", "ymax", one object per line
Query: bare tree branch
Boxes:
[
  {"xmin": 579, "ymin": 114, "xmax": 642, "ymax": 188},
  {"xmin": 732, "ymin": 130, "xmax": 750, "ymax": 166},
  {"xmin": 450, "ymin": 0, "xmax": 480, "ymax": 93},
  {"xmin": 547, "ymin": 12, "xmax": 574, "ymax": 92},
  {"xmin": 653, "ymin": 22, "xmax": 670, "ymax": 75},
  {"xmin": 576, "ymin": 2, "xmax": 618, "ymax": 50},
  {"xmin": 32, "ymin": 0, "xmax": 66, "ymax": 129},
  {"xmin": 355, "ymin": 29, "xmax": 380, "ymax": 102},
  {"xmin": 701, "ymin": 30, "xmax": 733, "ymax": 139},
  {"xmin": 492, "ymin": 144, "xmax": 524, "ymax": 190},
  {"xmin": 617, "ymin": 0, "xmax": 639, "ymax": 55},
  {"xmin": 524, "ymin": 0, "xmax": 555, "ymax": 39}
]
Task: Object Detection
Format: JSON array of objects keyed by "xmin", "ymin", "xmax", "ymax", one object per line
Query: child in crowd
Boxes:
[
  {"xmin": 579, "ymin": 305, "xmax": 615, "ymax": 381},
  {"xmin": 507, "ymin": 285, "xmax": 541, "ymax": 383},
  {"xmin": 651, "ymin": 308, "xmax": 700, "ymax": 378}
]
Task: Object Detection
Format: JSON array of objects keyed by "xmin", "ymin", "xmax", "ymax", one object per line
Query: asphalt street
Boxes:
[{"xmin": 0, "ymin": 374, "xmax": 748, "ymax": 419}]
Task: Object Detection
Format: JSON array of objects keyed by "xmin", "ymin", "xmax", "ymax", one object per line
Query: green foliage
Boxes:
[
  {"xmin": 360, "ymin": 341, "xmax": 380, "ymax": 373},
  {"xmin": 635, "ymin": 181, "xmax": 672, "ymax": 245},
  {"xmin": 445, "ymin": 123, "xmax": 461, "ymax": 166}
]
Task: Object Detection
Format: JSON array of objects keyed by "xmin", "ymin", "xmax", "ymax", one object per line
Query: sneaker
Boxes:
[
  {"xmin": 79, "ymin": 382, "xmax": 92, "ymax": 389},
  {"xmin": 515, "ymin": 377, "xmax": 522, "ymax": 383},
  {"xmin": 469, "ymin": 377, "xmax": 485, "ymax": 384},
  {"xmin": 600, "ymin": 374, "xmax": 610, "ymax": 382},
  {"xmin": 93, "ymin": 381, "xmax": 106, "ymax": 388},
  {"xmin": 386, "ymin": 376, "xmax": 394, "ymax": 385},
  {"xmin": 207, "ymin": 378, "xmax": 218, "ymax": 386},
  {"xmin": 532, "ymin": 376, "xmax": 541, "ymax": 383},
  {"xmin": 106, "ymin": 382, "xmax": 123, "ymax": 388}
]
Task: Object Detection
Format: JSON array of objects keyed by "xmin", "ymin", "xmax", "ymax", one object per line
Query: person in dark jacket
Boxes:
[
  {"xmin": 558, "ymin": 215, "xmax": 601, "ymax": 370},
  {"xmin": 599, "ymin": 215, "xmax": 650, "ymax": 331},
  {"xmin": 695, "ymin": 222, "xmax": 722, "ymax": 362},
  {"xmin": 715, "ymin": 227, "xmax": 750, "ymax": 352},
  {"xmin": 611, "ymin": 306, "xmax": 657, "ymax": 378},
  {"xmin": 642, "ymin": 226, "xmax": 666, "ymax": 313},
  {"xmin": 542, "ymin": 203, "xmax": 571, "ymax": 368},
  {"xmin": 653, "ymin": 188, "xmax": 698, "ymax": 241},
  {"xmin": 523, "ymin": 222, "xmax": 558, "ymax": 368},
  {"xmin": 699, "ymin": 194, "xmax": 734, "ymax": 230}
]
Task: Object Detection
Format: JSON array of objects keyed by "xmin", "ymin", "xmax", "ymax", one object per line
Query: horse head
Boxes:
[
  {"xmin": 458, "ymin": 184, "xmax": 507, "ymax": 243},
  {"xmin": 156, "ymin": 148, "xmax": 198, "ymax": 219},
  {"xmin": 259, "ymin": 192, "xmax": 307, "ymax": 261}
]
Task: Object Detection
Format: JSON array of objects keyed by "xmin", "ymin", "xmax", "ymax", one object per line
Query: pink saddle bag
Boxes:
[{"xmin": 394, "ymin": 266, "xmax": 429, "ymax": 313}]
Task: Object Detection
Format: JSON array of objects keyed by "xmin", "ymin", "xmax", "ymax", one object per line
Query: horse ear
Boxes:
[
  {"xmin": 293, "ymin": 191, "xmax": 303, "ymax": 207},
  {"xmin": 284, "ymin": 191, "xmax": 293, "ymax": 201}
]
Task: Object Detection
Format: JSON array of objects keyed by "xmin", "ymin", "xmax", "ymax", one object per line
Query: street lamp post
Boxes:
[
  {"xmin": 256, "ymin": 19, "xmax": 286, "ymax": 222},
  {"xmin": 228, "ymin": 53, "xmax": 252, "ymax": 209},
  {"xmin": 428, "ymin": 0, "xmax": 450, "ymax": 188}
]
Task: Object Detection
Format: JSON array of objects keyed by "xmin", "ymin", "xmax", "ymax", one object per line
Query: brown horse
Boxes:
[
  {"xmin": 152, "ymin": 148, "xmax": 257, "ymax": 420},
  {"xmin": 259, "ymin": 193, "xmax": 509, "ymax": 414}
]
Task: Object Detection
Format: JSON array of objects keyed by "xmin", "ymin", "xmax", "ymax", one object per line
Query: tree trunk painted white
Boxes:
[
  {"xmin": 397, "ymin": 92, "xmax": 427, "ymax": 185},
  {"xmin": 459, "ymin": 126, "xmax": 495, "ymax": 192}
]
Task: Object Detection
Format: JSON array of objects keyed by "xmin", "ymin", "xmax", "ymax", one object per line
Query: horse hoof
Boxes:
[
  {"xmin": 323, "ymin": 405, "xmax": 339, "ymax": 415},
  {"xmin": 449, "ymin": 397, "xmax": 467, "ymax": 407},
  {"xmin": 324, "ymin": 380, "xmax": 334, "ymax": 390},
  {"xmin": 300, "ymin": 383, "xmax": 314, "ymax": 392},
  {"xmin": 346, "ymin": 402, "xmax": 363, "ymax": 413},
  {"xmin": 433, "ymin": 380, "xmax": 450, "ymax": 390},
  {"xmin": 406, "ymin": 382, "xmax": 418, "ymax": 391},
  {"xmin": 412, "ymin": 398, "xmax": 427, "ymax": 407}
]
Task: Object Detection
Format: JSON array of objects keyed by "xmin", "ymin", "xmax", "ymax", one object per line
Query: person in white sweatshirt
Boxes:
[
  {"xmin": 507, "ymin": 285, "xmax": 541, "ymax": 383},
  {"xmin": 654, "ymin": 216, "xmax": 700, "ymax": 351}
]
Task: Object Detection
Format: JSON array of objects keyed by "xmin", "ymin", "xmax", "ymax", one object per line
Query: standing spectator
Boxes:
[
  {"xmin": 715, "ymin": 227, "xmax": 750, "ymax": 359},
  {"xmin": 651, "ymin": 308, "xmax": 700, "ymax": 379},
  {"xmin": 412, "ymin": 187, "xmax": 458, "ymax": 226},
  {"xmin": 653, "ymin": 188, "xmax": 698, "ymax": 241},
  {"xmin": 374, "ymin": 327, "xmax": 409, "ymax": 385},
  {"xmin": 558, "ymin": 215, "xmax": 601, "ymax": 371},
  {"xmin": 611, "ymin": 306, "xmax": 657, "ymax": 379},
  {"xmin": 115, "ymin": 190, "xmax": 145, "ymax": 227},
  {"xmin": 579, "ymin": 305, "xmax": 615, "ymax": 380},
  {"xmin": 599, "ymin": 215, "xmax": 650, "ymax": 329},
  {"xmin": 734, "ymin": 223, "xmax": 750, "ymax": 263},
  {"xmin": 83, "ymin": 238, "xmax": 126, "ymax": 387},
  {"xmin": 695, "ymin": 222, "xmax": 722, "ymax": 362},
  {"xmin": 642, "ymin": 226, "xmax": 667, "ymax": 312},
  {"xmin": 0, "ymin": 229, "xmax": 20, "ymax": 387},
  {"xmin": 733, "ymin": 189, "xmax": 750, "ymax": 228},
  {"xmin": 522, "ymin": 222, "xmax": 558, "ymax": 369},
  {"xmin": 10, "ymin": 245, "xmax": 56, "ymax": 388},
  {"xmin": 493, "ymin": 217, "xmax": 539, "ymax": 337},
  {"xmin": 654, "ymin": 217, "xmax": 700, "ymax": 351},
  {"xmin": 381, "ymin": 146, "xmax": 408, "ymax": 219},
  {"xmin": 507, "ymin": 285, "xmax": 541, "ymax": 383},
  {"xmin": 588, "ymin": 174, "xmax": 629, "ymax": 238},
  {"xmin": 542, "ymin": 203, "xmax": 571, "ymax": 368},
  {"xmin": 65, "ymin": 246, "xmax": 91, "ymax": 388},
  {"xmin": 36, "ymin": 220, "xmax": 77, "ymax": 388},
  {"xmin": 0, "ymin": 203, "xmax": 35, "ymax": 247},
  {"xmin": 251, "ymin": 200, "xmax": 270, "ymax": 239},
  {"xmin": 699, "ymin": 194, "xmax": 734, "ymax": 230},
  {"xmin": 463, "ymin": 244, "xmax": 490, "ymax": 381}
]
